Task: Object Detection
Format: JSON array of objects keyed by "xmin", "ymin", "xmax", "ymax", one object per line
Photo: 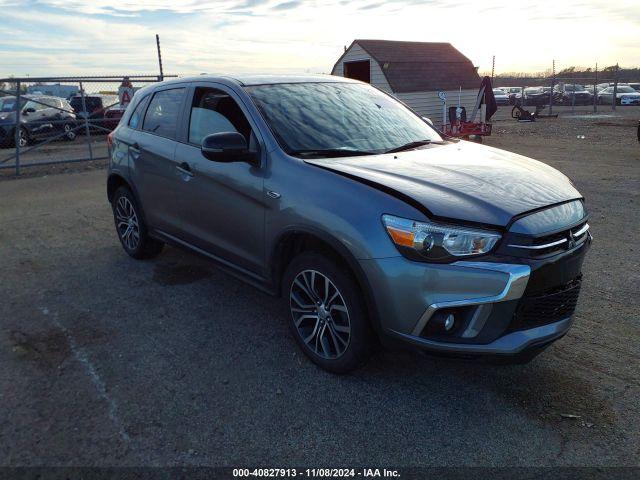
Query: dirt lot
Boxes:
[{"xmin": 0, "ymin": 107, "xmax": 639, "ymax": 467}]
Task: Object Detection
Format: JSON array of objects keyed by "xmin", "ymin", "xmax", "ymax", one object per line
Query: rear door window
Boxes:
[{"xmin": 142, "ymin": 88, "xmax": 185, "ymax": 139}]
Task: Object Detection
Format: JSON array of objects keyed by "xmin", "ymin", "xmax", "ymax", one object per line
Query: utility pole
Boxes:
[
  {"xmin": 491, "ymin": 55, "xmax": 495, "ymax": 81},
  {"xmin": 156, "ymin": 34, "xmax": 164, "ymax": 81}
]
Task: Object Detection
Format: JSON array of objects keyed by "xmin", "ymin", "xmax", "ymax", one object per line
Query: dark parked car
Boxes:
[
  {"xmin": 522, "ymin": 87, "xmax": 548, "ymax": 106},
  {"xmin": 553, "ymin": 84, "xmax": 592, "ymax": 105},
  {"xmin": 0, "ymin": 95, "xmax": 77, "ymax": 148},
  {"xmin": 597, "ymin": 86, "xmax": 640, "ymax": 105},
  {"xmin": 107, "ymin": 75, "xmax": 591, "ymax": 373},
  {"xmin": 69, "ymin": 94, "xmax": 119, "ymax": 131}
]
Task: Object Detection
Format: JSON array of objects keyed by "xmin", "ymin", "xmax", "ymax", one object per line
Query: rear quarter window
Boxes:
[{"xmin": 128, "ymin": 97, "xmax": 149, "ymax": 129}]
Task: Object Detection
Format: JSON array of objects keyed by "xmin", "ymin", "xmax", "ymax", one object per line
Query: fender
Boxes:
[{"xmin": 269, "ymin": 225, "xmax": 384, "ymax": 336}]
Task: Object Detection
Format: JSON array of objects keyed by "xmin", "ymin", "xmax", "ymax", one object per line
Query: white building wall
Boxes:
[
  {"xmin": 396, "ymin": 89, "xmax": 479, "ymax": 127},
  {"xmin": 331, "ymin": 43, "xmax": 392, "ymax": 93}
]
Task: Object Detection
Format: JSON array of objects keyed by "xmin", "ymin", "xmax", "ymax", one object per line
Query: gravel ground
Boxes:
[{"xmin": 0, "ymin": 107, "xmax": 638, "ymax": 467}]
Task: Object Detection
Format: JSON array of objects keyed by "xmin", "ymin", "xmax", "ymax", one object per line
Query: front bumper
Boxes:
[{"xmin": 359, "ymin": 237, "xmax": 590, "ymax": 357}]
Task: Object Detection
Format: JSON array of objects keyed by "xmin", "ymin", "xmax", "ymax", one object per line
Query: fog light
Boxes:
[{"xmin": 444, "ymin": 314, "xmax": 455, "ymax": 331}]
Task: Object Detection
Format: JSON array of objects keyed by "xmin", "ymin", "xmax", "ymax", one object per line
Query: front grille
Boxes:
[
  {"xmin": 505, "ymin": 221, "xmax": 589, "ymax": 258},
  {"xmin": 510, "ymin": 276, "xmax": 582, "ymax": 331}
]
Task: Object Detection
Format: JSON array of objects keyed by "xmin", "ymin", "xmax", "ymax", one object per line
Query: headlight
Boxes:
[{"xmin": 382, "ymin": 214, "xmax": 501, "ymax": 262}]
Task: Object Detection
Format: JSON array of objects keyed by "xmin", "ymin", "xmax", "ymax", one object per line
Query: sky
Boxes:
[{"xmin": 0, "ymin": 0, "xmax": 638, "ymax": 79}]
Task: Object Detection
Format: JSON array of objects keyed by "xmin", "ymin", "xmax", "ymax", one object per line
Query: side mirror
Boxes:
[
  {"xmin": 422, "ymin": 116, "xmax": 433, "ymax": 125},
  {"xmin": 201, "ymin": 132, "xmax": 256, "ymax": 164},
  {"xmin": 23, "ymin": 107, "xmax": 36, "ymax": 114}
]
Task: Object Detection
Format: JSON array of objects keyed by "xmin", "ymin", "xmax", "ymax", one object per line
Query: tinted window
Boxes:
[
  {"xmin": 142, "ymin": 88, "xmax": 184, "ymax": 139},
  {"xmin": 69, "ymin": 97, "xmax": 83, "ymax": 111},
  {"xmin": 128, "ymin": 97, "xmax": 148, "ymax": 129},
  {"xmin": 188, "ymin": 87, "xmax": 252, "ymax": 145}
]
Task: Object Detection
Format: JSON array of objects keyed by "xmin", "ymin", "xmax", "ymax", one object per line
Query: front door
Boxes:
[{"xmin": 173, "ymin": 84, "xmax": 266, "ymax": 274}]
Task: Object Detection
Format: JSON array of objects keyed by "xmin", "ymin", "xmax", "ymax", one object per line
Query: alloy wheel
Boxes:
[
  {"xmin": 115, "ymin": 196, "xmax": 140, "ymax": 251},
  {"xmin": 64, "ymin": 124, "xmax": 76, "ymax": 140},
  {"xmin": 290, "ymin": 269, "xmax": 351, "ymax": 359},
  {"xmin": 18, "ymin": 129, "xmax": 27, "ymax": 148}
]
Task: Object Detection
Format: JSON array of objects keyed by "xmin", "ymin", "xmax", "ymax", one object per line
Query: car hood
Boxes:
[
  {"xmin": 305, "ymin": 141, "xmax": 582, "ymax": 227},
  {"xmin": 617, "ymin": 92, "xmax": 640, "ymax": 97}
]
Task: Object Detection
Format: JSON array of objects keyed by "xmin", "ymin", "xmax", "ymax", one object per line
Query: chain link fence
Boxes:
[
  {"xmin": 492, "ymin": 64, "xmax": 639, "ymax": 118},
  {"xmin": 0, "ymin": 75, "xmax": 173, "ymax": 175}
]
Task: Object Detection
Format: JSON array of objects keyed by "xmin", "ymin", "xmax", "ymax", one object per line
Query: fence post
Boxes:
[
  {"xmin": 14, "ymin": 81, "xmax": 21, "ymax": 176},
  {"xmin": 549, "ymin": 60, "xmax": 555, "ymax": 116},
  {"xmin": 79, "ymin": 81, "xmax": 94, "ymax": 160},
  {"xmin": 593, "ymin": 63, "xmax": 598, "ymax": 113}
]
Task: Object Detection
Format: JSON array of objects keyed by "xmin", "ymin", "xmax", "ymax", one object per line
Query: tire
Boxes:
[
  {"xmin": 283, "ymin": 251, "xmax": 373, "ymax": 373},
  {"xmin": 111, "ymin": 186, "xmax": 164, "ymax": 260}
]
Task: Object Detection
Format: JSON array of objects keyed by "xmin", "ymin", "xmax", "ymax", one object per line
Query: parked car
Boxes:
[
  {"xmin": 492, "ymin": 88, "xmax": 510, "ymax": 106},
  {"xmin": 522, "ymin": 87, "xmax": 548, "ymax": 106},
  {"xmin": 597, "ymin": 85, "xmax": 640, "ymax": 105},
  {"xmin": 553, "ymin": 84, "xmax": 592, "ymax": 105},
  {"xmin": 0, "ymin": 95, "xmax": 77, "ymax": 148},
  {"xmin": 596, "ymin": 82, "xmax": 615, "ymax": 92},
  {"xmin": 504, "ymin": 87, "xmax": 523, "ymax": 105},
  {"xmin": 69, "ymin": 94, "xmax": 119, "ymax": 131},
  {"xmin": 103, "ymin": 104, "xmax": 126, "ymax": 130},
  {"xmin": 107, "ymin": 75, "xmax": 591, "ymax": 373}
]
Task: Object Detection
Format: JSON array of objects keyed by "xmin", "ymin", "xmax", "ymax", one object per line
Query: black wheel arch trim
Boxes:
[
  {"xmin": 107, "ymin": 172, "xmax": 150, "ymax": 228},
  {"xmin": 270, "ymin": 225, "xmax": 384, "ymax": 336}
]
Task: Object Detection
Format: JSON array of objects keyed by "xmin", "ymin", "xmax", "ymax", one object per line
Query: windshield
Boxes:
[
  {"xmin": 565, "ymin": 85, "xmax": 585, "ymax": 91},
  {"xmin": 616, "ymin": 86, "xmax": 636, "ymax": 93},
  {"xmin": 525, "ymin": 88, "xmax": 543, "ymax": 94},
  {"xmin": 246, "ymin": 82, "xmax": 442, "ymax": 156}
]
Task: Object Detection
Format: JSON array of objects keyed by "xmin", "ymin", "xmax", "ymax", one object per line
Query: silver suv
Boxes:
[{"xmin": 107, "ymin": 75, "xmax": 591, "ymax": 373}]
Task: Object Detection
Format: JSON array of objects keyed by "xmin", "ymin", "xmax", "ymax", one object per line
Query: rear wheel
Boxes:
[
  {"xmin": 283, "ymin": 252, "xmax": 373, "ymax": 373},
  {"xmin": 112, "ymin": 186, "xmax": 163, "ymax": 260}
]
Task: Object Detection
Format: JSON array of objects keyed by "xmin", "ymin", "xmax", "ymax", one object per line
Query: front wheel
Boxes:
[
  {"xmin": 17, "ymin": 127, "xmax": 28, "ymax": 148},
  {"xmin": 112, "ymin": 186, "xmax": 164, "ymax": 259},
  {"xmin": 63, "ymin": 123, "xmax": 77, "ymax": 141},
  {"xmin": 283, "ymin": 252, "xmax": 373, "ymax": 373}
]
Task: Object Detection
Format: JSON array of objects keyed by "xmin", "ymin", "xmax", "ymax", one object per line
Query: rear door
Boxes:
[{"xmin": 127, "ymin": 86, "xmax": 188, "ymax": 235}]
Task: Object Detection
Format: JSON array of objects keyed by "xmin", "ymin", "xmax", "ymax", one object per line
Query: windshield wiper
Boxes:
[
  {"xmin": 385, "ymin": 139, "xmax": 437, "ymax": 153},
  {"xmin": 289, "ymin": 148, "xmax": 375, "ymax": 158}
]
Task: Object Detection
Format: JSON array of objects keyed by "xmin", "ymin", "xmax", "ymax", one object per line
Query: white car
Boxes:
[
  {"xmin": 492, "ymin": 89, "xmax": 510, "ymax": 106},
  {"xmin": 598, "ymin": 86, "xmax": 640, "ymax": 106}
]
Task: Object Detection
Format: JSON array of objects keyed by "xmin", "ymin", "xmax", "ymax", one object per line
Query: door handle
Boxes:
[
  {"xmin": 176, "ymin": 162, "xmax": 194, "ymax": 177},
  {"xmin": 131, "ymin": 142, "xmax": 140, "ymax": 151}
]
